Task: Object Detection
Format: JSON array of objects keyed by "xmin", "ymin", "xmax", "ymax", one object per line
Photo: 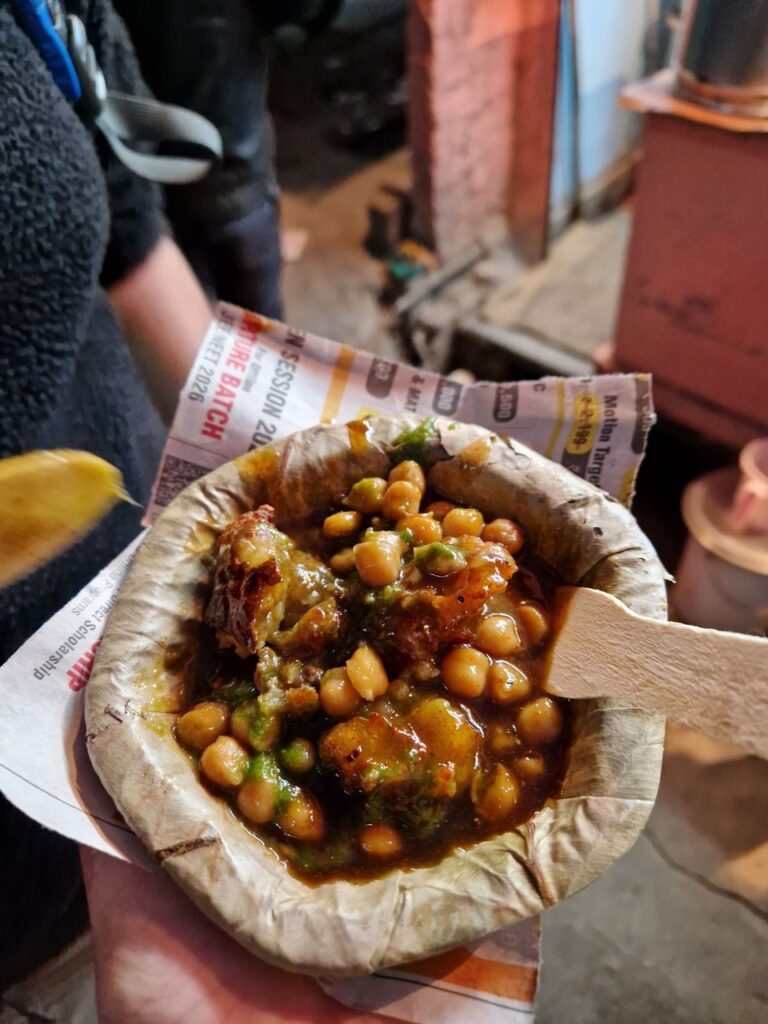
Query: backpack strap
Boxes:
[
  {"xmin": 11, "ymin": 0, "xmax": 222, "ymax": 184},
  {"xmin": 97, "ymin": 93, "xmax": 224, "ymax": 185},
  {"xmin": 11, "ymin": 0, "xmax": 81, "ymax": 100}
]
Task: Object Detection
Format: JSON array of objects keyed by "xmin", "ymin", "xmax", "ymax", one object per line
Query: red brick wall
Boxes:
[{"xmin": 408, "ymin": 1, "xmax": 560, "ymax": 262}]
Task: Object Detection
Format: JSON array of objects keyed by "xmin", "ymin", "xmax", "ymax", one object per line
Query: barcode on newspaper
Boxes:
[{"xmin": 154, "ymin": 454, "xmax": 206, "ymax": 507}]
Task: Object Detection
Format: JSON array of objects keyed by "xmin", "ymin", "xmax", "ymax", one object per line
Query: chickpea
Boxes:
[
  {"xmin": 473, "ymin": 764, "xmax": 520, "ymax": 822},
  {"xmin": 487, "ymin": 721, "xmax": 522, "ymax": 757},
  {"xmin": 359, "ymin": 823, "xmax": 403, "ymax": 859},
  {"xmin": 442, "ymin": 507, "xmax": 485, "ymax": 538},
  {"xmin": 323, "ymin": 510, "xmax": 363, "ymax": 538},
  {"xmin": 230, "ymin": 700, "xmax": 281, "ymax": 752},
  {"xmin": 475, "ymin": 614, "xmax": 522, "ymax": 658},
  {"xmin": 382, "ymin": 480, "xmax": 422, "ymax": 521},
  {"xmin": 230, "ymin": 703, "xmax": 253, "ymax": 745},
  {"xmin": 329, "ymin": 547, "xmax": 356, "ymax": 575},
  {"xmin": 353, "ymin": 532, "xmax": 403, "ymax": 586},
  {"xmin": 176, "ymin": 701, "xmax": 229, "ymax": 750},
  {"xmin": 388, "ymin": 460, "xmax": 426, "ymax": 495},
  {"xmin": 396, "ymin": 513, "xmax": 442, "ymax": 544},
  {"xmin": 424, "ymin": 500, "xmax": 455, "ymax": 521},
  {"xmin": 343, "ymin": 477, "xmax": 388, "ymax": 514},
  {"xmin": 515, "ymin": 752, "xmax": 548, "ymax": 781},
  {"xmin": 237, "ymin": 778, "xmax": 277, "ymax": 823},
  {"xmin": 487, "ymin": 661, "xmax": 532, "ymax": 705},
  {"xmin": 482, "ymin": 518, "xmax": 524, "ymax": 554},
  {"xmin": 517, "ymin": 696, "xmax": 564, "ymax": 746},
  {"xmin": 346, "ymin": 644, "xmax": 389, "ymax": 701},
  {"xmin": 280, "ymin": 738, "xmax": 316, "ymax": 774},
  {"xmin": 320, "ymin": 668, "xmax": 361, "ymax": 717},
  {"xmin": 200, "ymin": 736, "xmax": 250, "ymax": 789},
  {"xmin": 258, "ymin": 714, "xmax": 283, "ymax": 748},
  {"xmin": 414, "ymin": 541, "xmax": 466, "ymax": 577},
  {"xmin": 277, "ymin": 791, "xmax": 325, "ymax": 842},
  {"xmin": 441, "ymin": 645, "xmax": 490, "ymax": 698},
  {"xmin": 516, "ymin": 603, "xmax": 550, "ymax": 646}
]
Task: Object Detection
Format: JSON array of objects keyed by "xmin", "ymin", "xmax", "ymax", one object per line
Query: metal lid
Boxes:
[{"xmin": 682, "ymin": 467, "xmax": 768, "ymax": 575}]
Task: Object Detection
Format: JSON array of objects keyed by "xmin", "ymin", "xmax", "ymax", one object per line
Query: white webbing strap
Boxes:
[{"xmin": 96, "ymin": 92, "xmax": 223, "ymax": 184}]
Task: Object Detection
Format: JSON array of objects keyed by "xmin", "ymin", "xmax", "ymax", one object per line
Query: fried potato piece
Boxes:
[
  {"xmin": 432, "ymin": 543, "xmax": 516, "ymax": 624},
  {"xmin": 410, "ymin": 698, "xmax": 481, "ymax": 795},
  {"xmin": 206, "ymin": 507, "xmax": 340, "ymax": 655},
  {"xmin": 319, "ymin": 712, "xmax": 426, "ymax": 794},
  {"xmin": 369, "ymin": 541, "xmax": 517, "ymax": 664},
  {"xmin": 319, "ymin": 699, "xmax": 480, "ymax": 800},
  {"xmin": 273, "ymin": 597, "xmax": 343, "ymax": 658}
]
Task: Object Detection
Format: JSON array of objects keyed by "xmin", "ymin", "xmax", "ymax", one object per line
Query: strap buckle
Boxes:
[
  {"xmin": 65, "ymin": 15, "xmax": 106, "ymax": 123},
  {"xmin": 45, "ymin": 0, "xmax": 66, "ymax": 36}
]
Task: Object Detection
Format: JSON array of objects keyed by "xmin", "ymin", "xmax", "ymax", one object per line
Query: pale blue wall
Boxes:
[
  {"xmin": 550, "ymin": 2, "xmax": 578, "ymax": 224},
  {"xmin": 551, "ymin": 0, "xmax": 653, "ymax": 229}
]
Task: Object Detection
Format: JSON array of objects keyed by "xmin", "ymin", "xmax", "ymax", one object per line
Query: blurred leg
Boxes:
[{"xmin": 200, "ymin": 197, "xmax": 284, "ymax": 319}]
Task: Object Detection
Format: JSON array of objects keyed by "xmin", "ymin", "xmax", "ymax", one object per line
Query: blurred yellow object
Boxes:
[{"xmin": 0, "ymin": 450, "xmax": 129, "ymax": 588}]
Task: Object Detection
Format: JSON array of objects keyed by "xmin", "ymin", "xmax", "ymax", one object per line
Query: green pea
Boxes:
[
  {"xmin": 413, "ymin": 541, "xmax": 467, "ymax": 577},
  {"xmin": 280, "ymin": 738, "xmax": 316, "ymax": 775},
  {"xmin": 231, "ymin": 699, "xmax": 281, "ymax": 752}
]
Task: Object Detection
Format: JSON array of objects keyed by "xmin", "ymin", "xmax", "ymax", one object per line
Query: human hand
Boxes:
[{"xmin": 82, "ymin": 848, "xmax": 396, "ymax": 1024}]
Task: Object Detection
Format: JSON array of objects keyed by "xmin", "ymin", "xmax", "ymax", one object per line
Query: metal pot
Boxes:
[{"xmin": 675, "ymin": 0, "xmax": 768, "ymax": 116}]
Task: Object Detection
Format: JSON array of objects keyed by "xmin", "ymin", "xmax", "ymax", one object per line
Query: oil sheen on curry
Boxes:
[{"xmin": 176, "ymin": 425, "xmax": 571, "ymax": 881}]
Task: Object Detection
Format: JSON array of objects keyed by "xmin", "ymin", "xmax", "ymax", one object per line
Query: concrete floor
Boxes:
[
  {"xmin": 277, "ymin": 99, "xmax": 409, "ymax": 361},
  {"xmin": 281, "ymin": 147, "xmax": 408, "ymax": 360},
  {"xmin": 280, "ymin": 152, "xmax": 768, "ymax": 1022},
  {"xmin": 478, "ymin": 209, "xmax": 632, "ymax": 359},
  {"xmin": 539, "ymin": 726, "xmax": 768, "ymax": 1024}
]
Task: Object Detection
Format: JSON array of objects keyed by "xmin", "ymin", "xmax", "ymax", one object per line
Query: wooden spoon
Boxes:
[{"xmin": 544, "ymin": 587, "xmax": 768, "ymax": 759}]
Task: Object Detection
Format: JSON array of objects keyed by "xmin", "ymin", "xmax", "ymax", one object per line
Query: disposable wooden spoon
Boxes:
[{"xmin": 544, "ymin": 587, "xmax": 768, "ymax": 759}]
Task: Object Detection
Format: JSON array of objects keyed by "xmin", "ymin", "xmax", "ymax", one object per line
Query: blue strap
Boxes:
[{"xmin": 11, "ymin": 0, "xmax": 81, "ymax": 102}]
